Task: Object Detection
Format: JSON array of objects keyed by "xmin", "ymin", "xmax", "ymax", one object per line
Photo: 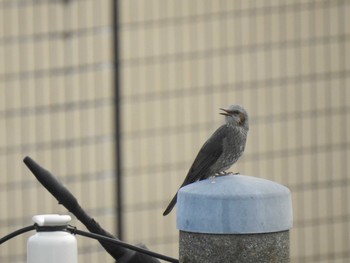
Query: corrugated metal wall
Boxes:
[
  {"xmin": 0, "ymin": 1, "xmax": 349, "ymax": 262},
  {"xmin": 0, "ymin": 0, "xmax": 115, "ymax": 262},
  {"xmin": 119, "ymin": 1, "xmax": 350, "ymax": 262}
]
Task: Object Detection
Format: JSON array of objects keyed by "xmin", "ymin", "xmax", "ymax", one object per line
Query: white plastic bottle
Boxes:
[{"xmin": 27, "ymin": 214, "xmax": 78, "ymax": 263}]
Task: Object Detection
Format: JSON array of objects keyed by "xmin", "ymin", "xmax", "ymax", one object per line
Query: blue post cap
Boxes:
[{"xmin": 177, "ymin": 174, "xmax": 293, "ymax": 234}]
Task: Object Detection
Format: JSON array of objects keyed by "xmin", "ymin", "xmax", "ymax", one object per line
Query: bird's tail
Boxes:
[{"xmin": 163, "ymin": 192, "xmax": 178, "ymax": 216}]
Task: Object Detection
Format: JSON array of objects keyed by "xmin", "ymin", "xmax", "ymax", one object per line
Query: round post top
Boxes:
[{"xmin": 176, "ymin": 174, "xmax": 293, "ymax": 234}]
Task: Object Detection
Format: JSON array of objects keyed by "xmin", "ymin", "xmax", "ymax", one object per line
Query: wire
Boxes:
[
  {"xmin": 0, "ymin": 225, "xmax": 35, "ymax": 245},
  {"xmin": 0, "ymin": 224, "xmax": 179, "ymax": 263},
  {"xmin": 67, "ymin": 226, "xmax": 179, "ymax": 263}
]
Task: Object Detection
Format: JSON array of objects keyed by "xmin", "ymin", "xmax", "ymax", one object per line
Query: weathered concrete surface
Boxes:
[{"xmin": 179, "ymin": 230, "xmax": 289, "ymax": 263}]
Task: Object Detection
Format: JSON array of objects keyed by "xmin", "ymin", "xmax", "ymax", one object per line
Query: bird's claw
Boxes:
[{"xmin": 215, "ymin": 171, "xmax": 229, "ymax": 176}]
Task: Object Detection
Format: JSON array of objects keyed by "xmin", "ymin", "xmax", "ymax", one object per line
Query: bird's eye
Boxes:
[{"xmin": 233, "ymin": 110, "xmax": 240, "ymax": 115}]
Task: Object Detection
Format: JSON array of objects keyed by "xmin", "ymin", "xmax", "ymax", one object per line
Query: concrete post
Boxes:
[{"xmin": 177, "ymin": 174, "xmax": 293, "ymax": 263}]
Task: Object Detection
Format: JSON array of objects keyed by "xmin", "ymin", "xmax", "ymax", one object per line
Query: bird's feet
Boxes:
[
  {"xmin": 220, "ymin": 171, "xmax": 240, "ymax": 175},
  {"xmin": 215, "ymin": 171, "xmax": 230, "ymax": 177}
]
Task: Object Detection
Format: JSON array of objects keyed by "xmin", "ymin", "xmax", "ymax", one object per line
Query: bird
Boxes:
[{"xmin": 163, "ymin": 104, "xmax": 249, "ymax": 216}]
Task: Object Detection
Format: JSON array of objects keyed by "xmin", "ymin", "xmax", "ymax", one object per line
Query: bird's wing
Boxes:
[
  {"xmin": 181, "ymin": 125, "xmax": 228, "ymax": 186},
  {"xmin": 163, "ymin": 125, "xmax": 229, "ymax": 216}
]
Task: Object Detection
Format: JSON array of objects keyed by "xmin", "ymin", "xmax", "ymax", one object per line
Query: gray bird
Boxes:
[{"xmin": 163, "ymin": 104, "xmax": 249, "ymax": 216}]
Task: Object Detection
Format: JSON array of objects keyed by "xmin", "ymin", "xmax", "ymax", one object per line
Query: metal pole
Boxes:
[{"xmin": 112, "ymin": 0, "xmax": 123, "ymax": 240}]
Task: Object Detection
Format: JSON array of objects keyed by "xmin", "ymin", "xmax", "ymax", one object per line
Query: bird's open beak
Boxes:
[{"xmin": 219, "ymin": 108, "xmax": 232, "ymax": 116}]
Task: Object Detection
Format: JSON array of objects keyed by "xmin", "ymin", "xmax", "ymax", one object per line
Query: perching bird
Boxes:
[{"xmin": 163, "ymin": 104, "xmax": 249, "ymax": 216}]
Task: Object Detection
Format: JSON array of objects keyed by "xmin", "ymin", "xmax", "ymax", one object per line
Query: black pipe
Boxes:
[{"xmin": 23, "ymin": 156, "xmax": 162, "ymax": 263}]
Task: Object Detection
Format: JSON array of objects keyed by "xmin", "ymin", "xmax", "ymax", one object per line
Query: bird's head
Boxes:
[{"xmin": 220, "ymin": 104, "xmax": 249, "ymax": 130}]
